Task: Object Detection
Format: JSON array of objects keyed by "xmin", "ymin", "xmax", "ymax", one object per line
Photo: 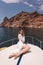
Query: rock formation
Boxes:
[{"xmin": 0, "ymin": 11, "xmax": 43, "ymax": 28}]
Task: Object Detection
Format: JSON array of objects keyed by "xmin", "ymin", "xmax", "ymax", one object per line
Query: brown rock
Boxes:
[{"xmin": 0, "ymin": 11, "xmax": 43, "ymax": 28}]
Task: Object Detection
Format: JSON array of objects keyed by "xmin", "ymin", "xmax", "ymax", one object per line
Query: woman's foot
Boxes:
[
  {"xmin": 9, "ymin": 53, "xmax": 20, "ymax": 59},
  {"xmin": 9, "ymin": 53, "xmax": 15, "ymax": 58}
]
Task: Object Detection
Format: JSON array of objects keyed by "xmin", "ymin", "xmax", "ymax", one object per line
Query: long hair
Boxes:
[{"xmin": 18, "ymin": 29, "xmax": 25, "ymax": 36}]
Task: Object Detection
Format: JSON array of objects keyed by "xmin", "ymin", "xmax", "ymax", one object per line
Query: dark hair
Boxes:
[
  {"xmin": 19, "ymin": 27, "xmax": 24, "ymax": 31},
  {"xmin": 18, "ymin": 29, "xmax": 25, "ymax": 36}
]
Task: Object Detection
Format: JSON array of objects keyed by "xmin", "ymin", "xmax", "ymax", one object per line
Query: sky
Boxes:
[{"xmin": 0, "ymin": 0, "xmax": 43, "ymax": 23}]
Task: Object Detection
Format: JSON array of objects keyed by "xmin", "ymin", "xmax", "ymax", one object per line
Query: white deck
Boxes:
[{"xmin": 0, "ymin": 44, "xmax": 43, "ymax": 65}]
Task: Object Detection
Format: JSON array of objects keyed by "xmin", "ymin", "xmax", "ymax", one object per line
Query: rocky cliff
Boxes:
[{"xmin": 1, "ymin": 11, "xmax": 43, "ymax": 28}]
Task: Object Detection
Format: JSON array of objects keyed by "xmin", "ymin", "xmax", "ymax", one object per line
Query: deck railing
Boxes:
[
  {"xmin": 26, "ymin": 36, "xmax": 43, "ymax": 49},
  {"xmin": 0, "ymin": 36, "xmax": 43, "ymax": 49}
]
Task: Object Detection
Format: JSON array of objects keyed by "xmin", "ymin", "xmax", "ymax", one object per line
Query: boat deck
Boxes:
[{"xmin": 0, "ymin": 44, "xmax": 43, "ymax": 65}]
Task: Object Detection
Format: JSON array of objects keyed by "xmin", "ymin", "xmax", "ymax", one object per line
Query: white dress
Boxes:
[
  {"xmin": 0, "ymin": 34, "xmax": 43, "ymax": 65},
  {"xmin": 17, "ymin": 34, "xmax": 25, "ymax": 50}
]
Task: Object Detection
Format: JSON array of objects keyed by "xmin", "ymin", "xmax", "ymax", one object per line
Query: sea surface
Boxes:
[{"xmin": 0, "ymin": 28, "xmax": 43, "ymax": 49}]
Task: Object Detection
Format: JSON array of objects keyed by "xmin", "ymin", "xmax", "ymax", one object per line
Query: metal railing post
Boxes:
[
  {"xmin": 40, "ymin": 41, "xmax": 42, "ymax": 49},
  {"xmin": 32, "ymin": 37, "xmax": 34, "ymax": 45},
  {"xmin": 12, "ymin": 39, "xmax": 14, "ymax": 45}
]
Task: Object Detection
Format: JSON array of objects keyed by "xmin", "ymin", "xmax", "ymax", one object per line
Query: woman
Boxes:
[{"xmin": 9, "ymin": 29, "xmax": 30, "ymax": 59}]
